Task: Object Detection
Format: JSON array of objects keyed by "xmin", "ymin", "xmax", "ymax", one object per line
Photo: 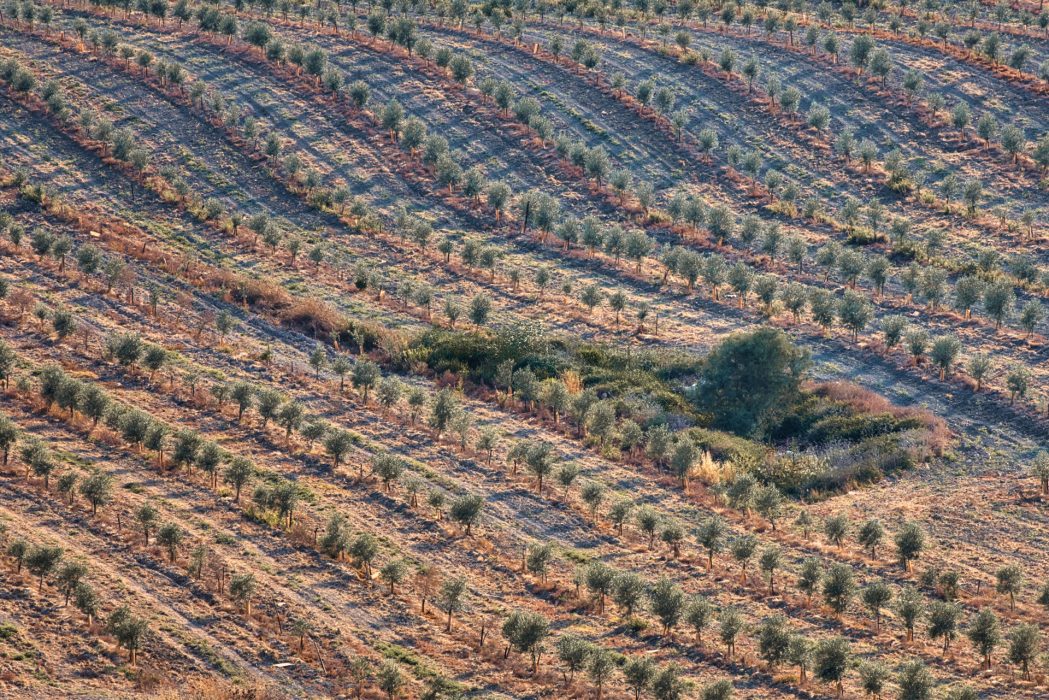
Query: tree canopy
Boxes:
[{"xmin": 695, "ymin": 328, "xmax": 810, "ymax": 438}]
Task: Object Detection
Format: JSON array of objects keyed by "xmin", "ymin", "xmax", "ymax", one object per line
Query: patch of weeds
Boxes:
[
  {"xmin": 374, "ymin": 641, "xmax": 468, "ymax": 695},
  {"xmin": 539, "ymin": 90, "xmax": 608, "ymax": 139},
  {"xmin": 817, "ymin": 359, "xmax": 846, "ymax": 374},
  {"xmin": 560, "ymin": 548, "xmax": 591, "ymax": 565},
  {"xmin": 183, "ymin": 636, "xmax": 240, "ymax": 678},
  {"xmin": 403, "ymin": 457, "xmax": 438, "ymax": 482},
  {"xmin": 623, "ymin": 616, "xmax": 648, "ymax": 636},
  {"xmin": 54, "ymin": 450, "xmax": 92, "ymax": 468},
  {"xmin": 242, "ymin": 505, "xmax": 279, "ymax": 528},
  {"xmin": 845, "ymin": 227, "xmax": 885, "ymax": 246}
]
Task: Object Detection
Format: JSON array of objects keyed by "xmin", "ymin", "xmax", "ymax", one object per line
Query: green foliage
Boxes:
[{"xmin": 694, "ymin": 328, "xmax": 810, "ymax": 438}]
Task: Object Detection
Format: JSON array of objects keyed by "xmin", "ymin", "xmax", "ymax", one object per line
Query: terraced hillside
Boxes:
[{"xmin": 1, "ymin": 0, "xmax": 1048, "ymax": 698}]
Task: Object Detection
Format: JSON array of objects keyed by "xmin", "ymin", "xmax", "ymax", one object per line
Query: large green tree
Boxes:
[{"xmin": 695, "ymin": 328, "xmax": 810, "ymax": 437}]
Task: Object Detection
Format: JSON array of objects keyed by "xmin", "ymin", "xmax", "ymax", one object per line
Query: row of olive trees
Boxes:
[
  {"xmin": 503, "ymin": 428, "xmax": 934, "ymax": 614},
  {"xmin": 3, "ymin": 0, "xmax": 54, "ymax": 32},
  {"xmin": 5, "ymin": 373, "xmax": 1043, "ymax": 690},
  {"xmin": 426, "ymin": 26, "xmax": 1049, "ymax": 384},
  {"xmin": 555, "ymin": 549, "xmax": 1035, "ymax": 696},
  {"xmin": 761, "ymin": 19, "xmax": 1045, "ymax": 173},
  {"xmin": 72, "ymin": 28, "xmax": 364, "ymax": 218},
  {"xmin": 1, "ymin": 294, "xmax": 936, "ymax": 682},
  {"xmin": 31, "ymin": 319, "xmax": 495, "ymax": 531},
  {"xmin": 58, "ymin": 18, "xmax": 532, "ymax": 319},
  {"xmin": 14, "ymin": 0, "xmax": 1040, "ymax": 604},
  {"xmin": 532, "ymin": 0, "xmax": 1047, "ymax": 83},
  {"xmin": 12, "ymin": 16, "xmax": 387, "ymax": 278},
  {"xmin": 0, "ymin": 55, "xmax": 154, "ymax": 195},
  {"xmin": 405, "ymin": 55, "xmax": 1036, "ymax": 386},
  {"xmin": 2, "ymin": 29, "xmax": 469, "ymax": 335},
  {"xmin": 399, "ymin": 13, "xmax": 1047, "ymax": 326},
  {"xmin": 478, "ymin": 3, "xmax": 1042, "ymax": 236},
  {"xmin": 533, "ymin": 10, "xmax": 1044, "ymax": 278},
  {"xmin": 246, "ymin": 0, "xmax": 1049, "ymax": 195},
  {"xmin": 508, "ymin": 430, "xmax": 1049, "ymax": 670},
  {"xmin": 689, "ymin": 28, "xmax": 1038, "ymax": 231},
  {"xmin": 346, "ymin": 525, "xmax": 739, "ymax": 698},
  {"xmin": 21, "ymin": 358, "xmax": 266, "ymax": 498},
  {"xmin": 1, "ymin": 185, "xmax": 501, "ymax": 536},
  {"xmin": 49, "ymin": 7, "xmax": 1049, "ymax": 365},
  {"xmin": 5, "ymin": 423, "xmax": 322, "ymax": 667},
  {"xmin": 0, "ymin": 418, "xmax": 151, "ymax": 664},
  {"xmin": 0, "ymin": 357, "xmax": 425, "ymax": 678},
  {"xmin": 544, "ymin": 10, "xmax": 1048, "ymax": 261},
  {"xmin": 0, "ymin": 167, "xmax": 1039, "ymax": 660},
  {"xmin": 531, "ymin": 0, "xmax": 1049, "ymax": 186},
  {"xmin": 7, "ymin": 220, "xmax": 1045, "ymax": 665},
  {"xmin": 233, "ymin": 4, "xmax": 598, "ymax": 197},
  {"xmin": 2, "ymin": 539, "xmax": 151, "ymax": 664},
  {"xmin": 2, "ymin": 345, "xmax": 463, "ymax": 684},
  {"xmin": 795, "ymin": 0, "xmax": 1046, "ymax": 76},
  {"xmin": 557, "ymin": 528, "xmax": 1040, "ymax": 687}
]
